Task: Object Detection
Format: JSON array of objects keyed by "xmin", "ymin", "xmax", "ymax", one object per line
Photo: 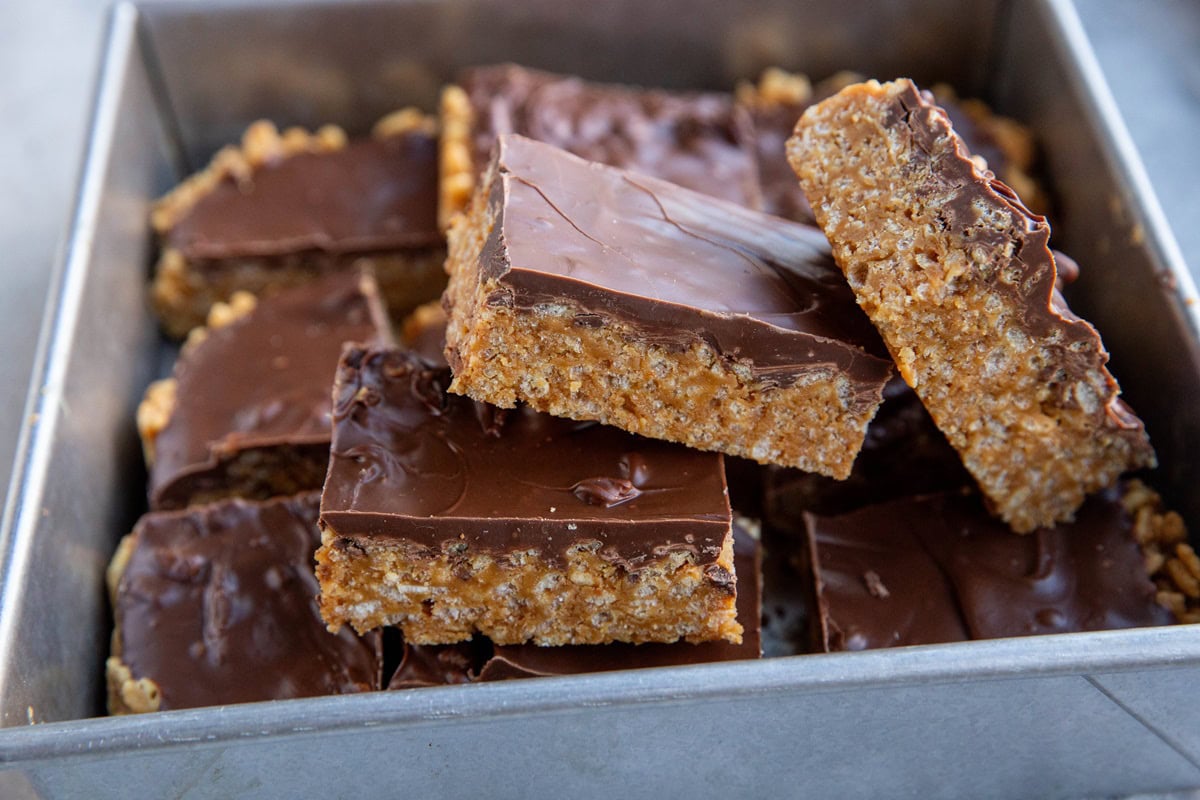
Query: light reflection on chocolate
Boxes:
[
  {"xmin": 807, "ymin": 486, "xmax": 1174, "ymax": 651},
  {"xmin": 169, "ymin": 132, "xmax": 440, "ymax": 260},
  {"xmin": 116, "ymin": 493, "xmax": 382, "ymax": 709}
]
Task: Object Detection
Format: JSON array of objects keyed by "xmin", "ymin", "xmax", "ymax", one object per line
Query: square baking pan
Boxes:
[{"xmin": 1, "ymin": 0, "xmax": 1199, "ymax": 797}]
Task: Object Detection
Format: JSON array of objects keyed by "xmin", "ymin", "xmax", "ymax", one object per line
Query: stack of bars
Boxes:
[{"xmin": 108, "ymin": 67, "xmax": 1197, "ymax": 715}]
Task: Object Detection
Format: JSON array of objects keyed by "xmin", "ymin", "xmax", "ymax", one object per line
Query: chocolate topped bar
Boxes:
[
  {"xmin": 480, "ymin": 134, "xmax": 883, "ymax": 380},
  {"xmin": 168, "ymin": 133, "xmax": 440, "ymax": 260},
  {"xmin": 317, "ymin": 345, "xmax": 740, "ymax": 646},
  {"xmin": 440, "ymin": 63, "xmax": 761, "ymax": 225},
  {"xmin": 929, "ymin": 84, "xmax": 1045, "ymax": 213},
  {"xmin": 443, "ymin": 134, "xmax": 892, "ymax": 477},
  {"xmin": 107, "ymin": 493, "xmax": 382, "ymax": 713},
  {"xmin": 152, "ymin": 113, "xmax": 447, "ymax": 337},
  {"xmin": 760, "ymin": 257, "xmax": 1084, "ymax": 523},
  {"xmin": 806, "ymin": 486, "xmax": 1174, "ymax": 652},
  {"xmin": 789, "ymin": 79, "xmax": 1154, "ymax": 530},
  {"xmin": 321, "ymin": 350, "xmax": 730, "ymax": 562},
  {"xmin": 144, "ymin": 270, "xmax": 390, "ymax": 510}
]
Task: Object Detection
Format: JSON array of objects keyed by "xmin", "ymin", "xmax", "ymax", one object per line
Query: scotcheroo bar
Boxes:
[
  {"xmin": 788, "ymin": 79, "xmax": 1154, "ymax": 531},
  {"xmin": 139, "ymin": 270, "xmax": 390, "ymax": 510},
  {"xmin": 387, "ymin": 526, "xmax": 760, "ymax": 687},
  {"xmin": 152, "ymin": 110, "xmax": 444, "ymax": 337},
  {"xmin": 106, "ymin": 493, "xmax": 382, "ymax": 713},
  {"xmin": 443, "ymin": 134, "xmax": 893, "ymax": 478},
  {"xmin": 317, "ymin": 345, "xmax": 740, "ymax": 646}
]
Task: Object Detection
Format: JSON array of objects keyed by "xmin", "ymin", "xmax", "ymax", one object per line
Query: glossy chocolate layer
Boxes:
[
  {"xmin": 477, "ymin": 523, "xmax": 761, "ymax": 679},
  {"xmin": 936, "ymin": 96, "xmax": 1012, "ymax": 181},
  {"xmin": 764, "ymin": 376, "xmax": 972, "ymax": 522},
  {"xmin": 460, "ymin": 64, "xmax": 762, "ymax": 209},
  {"xmin": 115, "ymin": 493, "xmax": 382, "ymax": 709},
  {"xmin": 387, "ymin": 641, "xmax": 482, "ymax": 689},
  {"xmin": 478, "ymin": 134, "xmax": 892, "ymax": 393},
  {"xmin": 320, "ymin": 345, "xmax": 731, "ymax": 567},
  {"xmin": 887, "ymin": 81, "xmax": 1150, "ymax": 444},
  {"xmin": 150, "ymin": 271, "xmax": 390, "ymax": 510},
  {"xmin": 169, "ymin": 131, "xmax": 441, "ymax": 260},
  {"xmin": 807, "ymin": 486, "xmax": 1174, "ymax": 652}
]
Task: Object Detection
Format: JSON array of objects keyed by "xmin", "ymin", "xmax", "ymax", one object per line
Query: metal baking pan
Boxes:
[{"xmin": 2, "ymin": 0, "xmax": 1199, "ymax": 796}]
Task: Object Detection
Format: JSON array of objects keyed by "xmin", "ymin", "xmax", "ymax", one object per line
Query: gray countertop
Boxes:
[{"xmin": 1, "ymin": 0, "xmax": 1199, "ymax": 505}]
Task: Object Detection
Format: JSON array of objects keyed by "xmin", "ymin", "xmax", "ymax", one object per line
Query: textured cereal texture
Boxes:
[
  {"xmin": 736, "ymin": 67, "xmax": 813, "ymax": 109},
  {"xmin": 441, "ymin": 165, "xmax": 882, "ymax": 479},
  {"xmin": 106, "ymin": 654, "xmax": 163, "ymax": 715},
  {"xmin": 438, "ymin": 85, "xmax": 476, "ymax": 231},
  {"xmin": 315, "ymin": 531, "xmax": 742, "ymax": 646},
  {"xmin": 152, "ymin": 246, "xmax": 446, "ymax": 339},
  {"xmin": 136, "ymin": 378, "xmax": 176, "ymax": 467},
  {"xmin": 401, "ymin": 299, "xmax": 447, "ymax": 344},
  {"xmin": 788, "ymin": 79, "xmax": 1154, "ymax": 532},
  {"xmin": 1124, "ymin": 480, "xmax": 1200, "ymax": 624},
  {"xmin": 106, "ymin": 534, "xmax": 162, "ymax": 715}
]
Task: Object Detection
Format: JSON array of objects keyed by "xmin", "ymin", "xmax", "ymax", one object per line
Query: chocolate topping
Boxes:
[
  {"xmin": 571, "ymin": 477, "xmax": 643, "ymax": 508},
  {"xmin": 888, "ymin": 81, "xmax": 1150, "ymax": 439},
  {"xmin": 387, "ymin": 641, "xmax": 483, "ymax": 689},
  {"xmin": 168, "ymin": 131, "xmax": 441, "ymax": 260},
  {"xmin": 320, "ymin": 346, "xmax": 732, "ymax": 567},
  {"xmin": 478, "ymin": 134, "xmax": 892, "ymax": 393},
  {"xmin": 744, "ymin": 101, "xmax": 816, "ymax": 224},
  {"xmin": 807, "ymin": 486, "xmax": 1174, "ymax": 651},
  {"xmin": 150, "ymin": 271, "xmax": 391, "ymax": 510},
  {"xmin": 477, "ymin": 523, "xmax": 761, "ymax": 679},
  {"xmin": 115, "ymin": 493, "xmax": 382, "ymax": 709},
  {"xmin": 461, "ymin": 64, "xmax": 762, "ymax": 209},
  {"xmin": 934, "ymin": 97, "xmax": 1011, "ymax": 180}
]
